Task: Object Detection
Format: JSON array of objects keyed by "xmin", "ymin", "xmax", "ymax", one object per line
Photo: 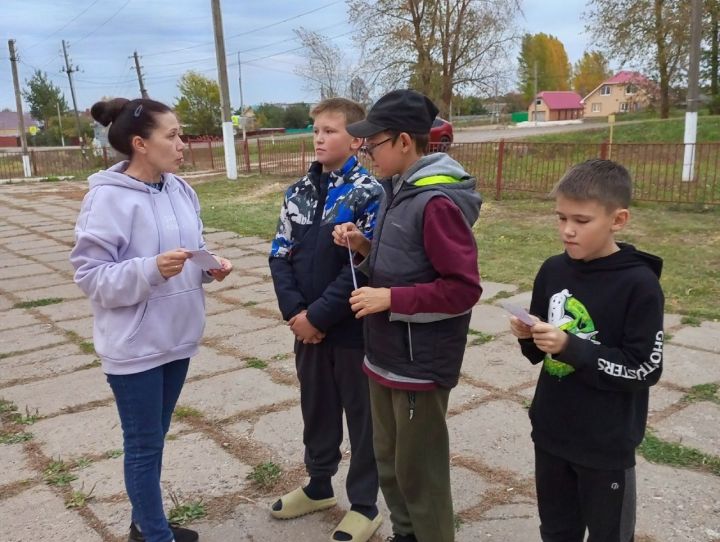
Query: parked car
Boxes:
[{"xmin": 429, "ymin": 117, "xmax": 453, "ymax": 151}]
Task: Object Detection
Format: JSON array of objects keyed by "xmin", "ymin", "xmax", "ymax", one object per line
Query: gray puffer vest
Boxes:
[{"xmin": 364, "ymin": 154, "xmax": 482, "ymax": 388}]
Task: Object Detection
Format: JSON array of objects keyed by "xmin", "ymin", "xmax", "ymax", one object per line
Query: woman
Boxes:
[{"xmin": 70, "ymin": 97, "xmax": 232, "ymax": 542}]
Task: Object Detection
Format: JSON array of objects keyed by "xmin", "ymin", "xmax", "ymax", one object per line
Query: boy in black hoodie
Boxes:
[{"xmin": 510, "ymin": 159, "xmax": 664, "ymax": 542}]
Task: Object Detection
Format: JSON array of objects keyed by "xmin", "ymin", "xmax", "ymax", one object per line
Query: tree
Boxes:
[
  {"xmin": 572, "ymin": 51, "xmax": 612, "ymax": 97},
  {"xmin": 348, "ymin": 0, "xmax": 520, "ymax": 117},
  {"xmin": 349, "ymin": 76, "xmax": 372, "ymax": 108},
  {"xmin": 294, "ymin": 27, "xmax": 346, "ymax": 99},
  {"xmin": 254, "ymin": 103, "xmax": 285, "ymax": 128},
  {"xmin": 283, "ymin": 103, "xmax": 311, "ymax": 129},
  {"xmin": 174, "ymin": 71, "xmax": 221, "ymax": 135},
  {"xmin": 702, "ymin": 0, "xmax": 719, "ymax": 98},
  {"xmin": 585, "ymin": 0, "xmax": 690, "ymax": 118},
  {"xmin": 517, "ymin": 33, "xmax": 572, "ymax": 103},
  {"xmin": 22, "ymin": 70, "xmax": 67, "ymax": 127}
]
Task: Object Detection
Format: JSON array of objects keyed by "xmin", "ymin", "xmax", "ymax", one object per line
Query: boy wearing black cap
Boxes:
[{"xmin": 333, "ymin": 89, "xmax": 483, "ymax": 542}]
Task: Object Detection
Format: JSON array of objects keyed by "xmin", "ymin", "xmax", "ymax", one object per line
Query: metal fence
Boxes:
[{"xmin": 1, "ymin": 139, "xmax": 718, "ymax": 205}]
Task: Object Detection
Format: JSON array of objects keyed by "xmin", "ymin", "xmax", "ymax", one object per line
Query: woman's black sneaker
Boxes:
[{"xmin": 128, "ymin": 522, "xmax": 199, "ymax": 542}]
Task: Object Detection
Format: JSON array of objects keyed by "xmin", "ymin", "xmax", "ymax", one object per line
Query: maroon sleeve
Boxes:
[{"xmin": 390, "ymin": 196, "xmax": 481, "ymax": 317}]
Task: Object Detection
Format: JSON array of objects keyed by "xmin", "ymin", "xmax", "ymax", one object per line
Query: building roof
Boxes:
[
  {"xmin": 535, "ymin": 91, "xmax": 583, "ymax": 110},
  {"xmin": 604, "ymin": 70, "xmax": 647, "ymax": 85},
  {"xmin": 581, "ymin": 71, "xmax": 653, "ymax": 102},
  {"xmin": 0, "ymin": 110, "xmax": 41, "ymax": 131}
]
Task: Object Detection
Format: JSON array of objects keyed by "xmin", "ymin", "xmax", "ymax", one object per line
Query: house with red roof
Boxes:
[
  {"xmin": 581, "ymin": 71, "xmax": 655, "ymax": 118},
  {"xmin": 527, "ymin": 91, "xmax": 584, "ymax": 122},
  {"xmin": 0, "ymin": 110, "xmax": 41, "ymax": 147}
]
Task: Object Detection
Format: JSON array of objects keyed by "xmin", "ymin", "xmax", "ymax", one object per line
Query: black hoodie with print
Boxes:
[{"xmin": 519, "ymin": 243, "xmax": 664, "ymax": 470}]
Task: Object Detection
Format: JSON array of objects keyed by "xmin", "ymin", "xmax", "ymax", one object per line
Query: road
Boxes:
[{"xmin": 453, "ymin": 121, "xmax": 607, "ymax": 142}]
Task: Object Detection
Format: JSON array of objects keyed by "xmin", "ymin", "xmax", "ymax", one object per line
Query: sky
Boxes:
[{"xmin": 2, "ymin": 0, "xmax": 592, "ymax": 113}]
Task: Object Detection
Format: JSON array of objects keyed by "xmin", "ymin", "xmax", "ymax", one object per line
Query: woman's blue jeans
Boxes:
[{"xmin": 107, "ymin": 358, "xmax": 190, "ymax": 542}]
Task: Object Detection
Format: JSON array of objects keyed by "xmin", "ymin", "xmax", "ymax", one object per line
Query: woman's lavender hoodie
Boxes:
[{"xmin": 70, "ymin": 162, "xmax": 211, "ymax": 375}]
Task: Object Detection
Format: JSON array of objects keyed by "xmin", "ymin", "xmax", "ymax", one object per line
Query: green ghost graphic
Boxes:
[{"xmin": 544, "ymin": 289, "xmax": 598, "ymax": 377}]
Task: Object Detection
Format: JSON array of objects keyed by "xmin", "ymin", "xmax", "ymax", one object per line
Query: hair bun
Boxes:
[{"xmin": 90, "ymin": 98, "xmax": 130, "ymax": 126}]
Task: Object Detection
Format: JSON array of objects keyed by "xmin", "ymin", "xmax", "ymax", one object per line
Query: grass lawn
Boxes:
[
  {"xmin": 195, "ymin": 175, "xmax": 720, "ymax": 320},
  {"xmin": 523, "ymin": 115, "xmax": 720, "ymax": 144}
]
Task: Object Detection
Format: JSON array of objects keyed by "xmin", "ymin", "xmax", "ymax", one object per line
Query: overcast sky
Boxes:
[{"xmin": 2, "ymin": 0, "xmax": 593, "ymax": 113}]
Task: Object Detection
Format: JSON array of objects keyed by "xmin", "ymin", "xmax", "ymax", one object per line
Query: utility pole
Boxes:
[
  {"xmin": 237, "ymin": 51, "xmax": 246, "ymax": 140},
  {"xmin": 56, "ymin": 101, "xmax": 65, "ymax": 147},
  {"xmin": 682, "ymin": 0, "xmax": 703, "ymax": 182},
  {"xmin": 61, "ymin": 40, "xmax": 85, "ymax": 152},
  {"xmin": 132, "ymin": 50, "xmax": 149, "ymax": 99},
  {"xmin": 8, "ymin": 39, "xmax": 31, "ymax": 177},
  {"xmin": 211, "ymin": 0, "xmax": 237, "ymax": 179},
  {"xmin": 533, "ymin": 62, "xmax": 538, "ymax": 126}
]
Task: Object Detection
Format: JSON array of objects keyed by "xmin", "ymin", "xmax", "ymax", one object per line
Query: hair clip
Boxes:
[{"xmin": 133, "ymin": 105, "xmax": 143, "ymax": 118}]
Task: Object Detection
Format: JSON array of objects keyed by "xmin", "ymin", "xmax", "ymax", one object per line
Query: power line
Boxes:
[
  {"xmin": 73, "ymin": 0, "xmax": 133, "ymax": 45},
  {"xmin": 142, "ymin": 1, "xmax": 341, "ymax": 58},
  {"xmin": 24, "ymin": 0, "xmax": 102, "ymax": 51}
]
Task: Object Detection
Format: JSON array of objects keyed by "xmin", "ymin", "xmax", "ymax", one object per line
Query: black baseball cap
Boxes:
[{"xmin": 346, "ymin": 89, "xmax": 439, "ymax": 138}]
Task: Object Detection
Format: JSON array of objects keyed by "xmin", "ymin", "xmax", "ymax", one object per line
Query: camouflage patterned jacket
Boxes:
[{"xmin": 269, "ymin": 156, "xmax": 382, "ymax": 346}]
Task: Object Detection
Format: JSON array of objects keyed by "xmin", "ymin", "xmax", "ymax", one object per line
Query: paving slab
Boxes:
[
  {"xmin": 670, "ymin": 321, "xmax": 720, "ymax": 353},
  {"xmin": 652, "ymin": 401, "xmax": 720, "ymax": 457},
  {"xmin": 0, "ymin": 486, "xmax": 103, "ymax": 542},
  {"xmin": 72, "ymin": 432, "xmax": 252, "ymax": 499},
  {"xmin": 32, "ymin": 404, "xmax": 122, "ymax": 459},
  {"xmin": 448, "ymin": 380, "xmax": 491, "ymax": 415},
  {"xmin": 458, "ymin": 502, "xmax": 539, "ymax": 542},
  {"xmin": 179, "ymin": 368, "xmax": 297, "ymax": 420},
  {"xmin": 0, "ymin": 442, "xmax": 36, "ymax": 486},
  {"xmin": 0, "ymin": 323, "xmax": 67, "ymax": 356},
  {"xmin": 13, "ymin": 282, "xmax": 84, "ymax": 302},
  {"xmin": 0, "ymin": 349, "xmax": 96, "ymax": 387},
  {"xmin": 0, "ymin": 262, "xmax": 53, "ymax": 280},
  {"xmin": 33, "ymin": 297, "xmax": 92, "ymax": 321},
  {"xmin": 0, "ymin": 367, "xmax": 112, "ymax": 416},
  {"xmin": 448, "ymin": 399, "xmax": 534, "ymax": 478},
  {"xmin": 217, "ymin": 280, "xmax": 278, "ymax": 305},
  {"xmin": 647, "ymin": 385, "xmax": 685, "ymax": 415},
  {"xmin": 233, "ymin": 403, "xmax": 304, "ymax": 464},
  {"xmin": 55, "ymin": 316, "xmax": 94, "ymax": 340},
  {"xmin": 469, "ymin": 303, "xmax": 516, "ymax": 335},
  {"xmin": 219, "ymin": 325, "xmax": 295, "ymax": 361},
  {"xmin": 661, "ymin": 344, "xmax": 720, "ymax": 387},
  {"xmin": 203, "ymin": 272, "xmax": 263, "ymax": 293},
  {"xmin": 478, "ymin": 281, "xmax": 518, "ymax": 301},
  {"xmin": 461, "ymin": 334, "xmax": 539, "ymax": 390},
  {"xmin": 205, "ymin": 295, "xmax": 238, "ymax": 315},
  {"xmin": 0, "ymin": 308, "xmax": 39, "ymax": 331},
  {"xmin": 0, "ymin": 294, "xmax": 13, "ymax": 310},
  {"xmin": 232, "ymin": 254, "xmax": 271, "ymax": 270},
  {"xmin": 1, "ymin": 272, "xmax": 70, "ymax": 293},
  {"xmin": 636, "ymin": 458, "xmax": 720, "ymax": 541},
  {"xmin": 492, "ymin": 290, "xmax": 532, "ymax": 309},
  {"xmin": 204, "ymin": 309, "xmax": 277, "ymax": 339},
  {"xmin": 187, "ymin": 346, "xmax": 245, "ymax": 379}
]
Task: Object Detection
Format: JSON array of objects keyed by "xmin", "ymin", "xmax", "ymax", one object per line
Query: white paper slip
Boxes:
[
  {"xmin": 499, "ymin": 301, "xmax": 536, "ymax": 326},
  {"xmin": 187, "ymin": 249, "xmax": 222, "ymax": 271}
]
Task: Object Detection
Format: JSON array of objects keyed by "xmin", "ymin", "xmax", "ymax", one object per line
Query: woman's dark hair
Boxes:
[{"xmin": 90, "ymin": 97, "xmax": 172, "ymax": 156}]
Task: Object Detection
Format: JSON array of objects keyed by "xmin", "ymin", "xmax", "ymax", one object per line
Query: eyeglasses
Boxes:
[{"xmin": 359, "ymin": 137, "xmax": 392, "ymax": 158}]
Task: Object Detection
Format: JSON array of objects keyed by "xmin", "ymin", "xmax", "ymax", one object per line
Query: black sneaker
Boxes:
[
  {"xmin": 385, "ymin": 535, "xmax": 417, "ymax": 542},
  {"xmin": 129, "ymin": 522, "xmax": 199, "ymax": 542}
]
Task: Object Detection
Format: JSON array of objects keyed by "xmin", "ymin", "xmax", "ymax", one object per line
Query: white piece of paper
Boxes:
[
  {"xmin": 499, "ymin": 301, "xmax": 536, "ymax": 326},
  {"xmin": 187, "ymin": 249, "xmax": 222, "ymax": 271}
]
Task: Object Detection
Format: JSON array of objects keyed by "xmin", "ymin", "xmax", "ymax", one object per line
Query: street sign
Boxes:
[
  {"xmin": 231, "ymin": 115, "xmax": 240, "ymax": 126},
  {"xmin": 608, "ymin": 114, "xmax": 615, "ymax": 125}
]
